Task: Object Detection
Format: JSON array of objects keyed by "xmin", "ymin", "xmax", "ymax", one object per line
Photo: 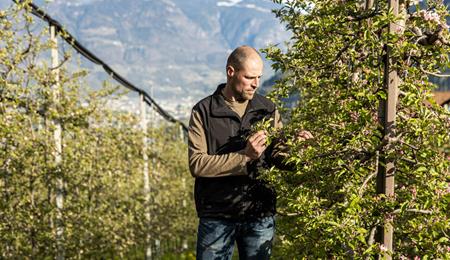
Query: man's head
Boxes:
[{"xmin": 224, "ymin": 46, "xmax": 263, "ymax": 101}]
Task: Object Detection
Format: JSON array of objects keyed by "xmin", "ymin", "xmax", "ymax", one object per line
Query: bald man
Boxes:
[{"xmin": 188, "ymin": 46, "xmax": 283, "ymax": 259}]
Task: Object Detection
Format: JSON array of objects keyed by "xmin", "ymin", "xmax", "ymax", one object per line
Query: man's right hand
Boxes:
[{"xmin": 244, "ymin": 130, "xmax": 267, "ymax": 161}]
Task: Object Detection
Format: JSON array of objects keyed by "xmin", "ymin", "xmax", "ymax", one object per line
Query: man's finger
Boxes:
[
  {"xmin": 255, "ymin": 136, "xmax": 267, "ymax": 147},
  {"xmin": 298, "ymin": 130, "xmax": 313, "ymax": 140},
  {"xmin": 250, "ymin": 132, "xmax": 266, "ymax": 142},
  {"xmin": 248, "ymin": 130, "xmax": 265, "ymax": 142},
  {"xmin": 252, "ymin": 135, "xmax": 267, "ymax": 146},
  {"xmin": 304, "ymin": 131, "xmax": 313, "ymax": 139}
]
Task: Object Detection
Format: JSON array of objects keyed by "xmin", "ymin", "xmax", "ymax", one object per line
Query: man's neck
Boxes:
[{"xmin": 222, "ymin": 84, "xmax": 246, "ymax": 103}]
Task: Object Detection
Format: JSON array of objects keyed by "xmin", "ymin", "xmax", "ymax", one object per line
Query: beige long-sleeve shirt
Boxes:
[{"xmin": 188, "ymin": 97, "xmax": 282, "ymax": 178}]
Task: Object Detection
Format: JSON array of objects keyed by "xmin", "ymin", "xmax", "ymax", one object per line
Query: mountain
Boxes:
[{"xmin": 2, "ymin": 0, "xmax": 290, "ymax": 116}]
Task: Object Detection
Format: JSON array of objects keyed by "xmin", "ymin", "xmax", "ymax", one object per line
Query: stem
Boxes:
[
  {"xmin": 358, "ymin": 152, "xmax": 379, "ymax": 196},
  {"xmin": 420, "ymin": 66, "xmax": 450, "ymax": 78},
  {"xmin": 392, "ymin": 208, "xmax": 434, "ymax": 214}
]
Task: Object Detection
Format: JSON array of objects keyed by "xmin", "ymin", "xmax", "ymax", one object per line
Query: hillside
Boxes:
[{"xmin": 3, "ymin": 0, "xmax": 290, "ymax": 106}]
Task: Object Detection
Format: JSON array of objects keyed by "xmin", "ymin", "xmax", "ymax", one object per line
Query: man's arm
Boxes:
[{"xmin": 188, "ymin": 109, "xmax": 250, "ymax": 178}]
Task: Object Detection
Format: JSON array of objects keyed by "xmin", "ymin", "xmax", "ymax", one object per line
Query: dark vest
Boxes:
[{"xmin": 193, "ymin": 84, "xmax": 277, "ymax": 219}]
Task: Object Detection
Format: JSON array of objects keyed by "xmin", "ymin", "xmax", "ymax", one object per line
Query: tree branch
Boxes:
[
  {"xmin": 420, "ymin": 66, "xmax": 450, "ymax": 78},
  {"xmin": 358, "ymin": 152, "xmax": 378, "ymax": 197},
  {"xmin": 393, "ymin": 208, "xmax": 434, "ymax": 214},
  {"xmin": 365, "ymin": 225, "xmax": 378, "ymax": 260},
  {"xmin": 332, "ymin": 41, "xmax": 352, "ymax": 65},
  {"xmin": 398, "ymin": 139, "xmax": 419, "ymax": 150},
  {"xmin": 367, "ymin": 226, "xmax": 377, "ymax": 246},
  {"xmin": 50, "ymin": 54, "xmax": 70, "ymax": 71},
  {"xmin": 400, "ymin": 157, "xmax": 417, "ymax": 164},
  {"xmin": 277, "ymin": 209, "xmax": 301, "ymax": 217}
]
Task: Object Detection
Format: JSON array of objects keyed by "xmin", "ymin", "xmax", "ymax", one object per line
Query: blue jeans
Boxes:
[{"xmin": 196, "ymin": 216, "xmax": 275, "ymax": 260}]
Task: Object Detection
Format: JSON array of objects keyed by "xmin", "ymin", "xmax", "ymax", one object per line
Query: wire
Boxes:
[{"xmin": 12, "ymin": 0, "xmax": 188, "ymax": 133}]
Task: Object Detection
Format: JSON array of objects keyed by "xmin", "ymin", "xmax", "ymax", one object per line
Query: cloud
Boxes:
[
  {"xmin": 217, "ymin": 0, "xmax": 243, "ymax": 7},
  {"xmin": 217, "ymin": 0, "xmax": 271, "ymax": 12}
]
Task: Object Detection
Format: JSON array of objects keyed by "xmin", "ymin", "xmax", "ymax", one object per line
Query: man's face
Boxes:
[{"xmin": 227, "ymin": 56, "xmax": 263, "ymax": 101}]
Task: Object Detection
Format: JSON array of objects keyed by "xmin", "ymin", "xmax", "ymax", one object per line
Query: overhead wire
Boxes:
[{"xmin": 12, "ymin": 0, "xmax": 188, "ymax": 133}]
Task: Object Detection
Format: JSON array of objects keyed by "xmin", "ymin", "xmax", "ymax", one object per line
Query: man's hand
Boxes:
[
  {"xmin": 244, "ymin": 130, "xmax": 267, "ymax": 161},
  {"xmin": 296, "ymin": 130, "xmax": 314, "ymax": 142}
]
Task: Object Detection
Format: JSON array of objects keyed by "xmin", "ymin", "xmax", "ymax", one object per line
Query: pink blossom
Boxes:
[
  {"xmin": 416, "ymin": 10, "xmax": 447, "ymax": 27},
  {"xmin": 349, "ymin": 111, "xmax": 358, "ymax": 121},
  {"xmin": 380, "ymin": 244, "xmax": 388, "ymax": 252},
  {"xmin": 411, "ymin": 186, "xmax": 417, "ymax": 199}
]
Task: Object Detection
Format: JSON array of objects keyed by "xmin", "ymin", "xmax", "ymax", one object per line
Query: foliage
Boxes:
[
  {"xmin": 263, "ymin": 0, "xmax": 450, "ymax": 258},
  {"xmin": 0, "ymin": 1, "xmax": 196, "ymax": 258}
]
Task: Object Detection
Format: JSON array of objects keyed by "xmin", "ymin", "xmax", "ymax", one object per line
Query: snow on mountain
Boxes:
[{"xmin": 217, "ymin": 0, "xmax": 244, "ymax": 7}]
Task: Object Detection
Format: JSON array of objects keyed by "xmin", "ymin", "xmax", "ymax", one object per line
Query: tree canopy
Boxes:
[
  {"xmin": 0, "ymin": 2, "xmax": 196, "ymax": 258},
  {"xmin": 263, "ymin": 0, "xmax": 450, "ymax": 258}
]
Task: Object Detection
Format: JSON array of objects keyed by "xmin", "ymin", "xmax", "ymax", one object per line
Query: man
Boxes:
[{"xmin": 188, "ymin": 46, "xmax": 311, "ymax": 259}]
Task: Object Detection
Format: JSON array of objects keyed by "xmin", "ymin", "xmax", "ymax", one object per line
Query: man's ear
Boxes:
[{"xmin": 226, "ymin": 65, "xmax": 235, "ymax": 78}]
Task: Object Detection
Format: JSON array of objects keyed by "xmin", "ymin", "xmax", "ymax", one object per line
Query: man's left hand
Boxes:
[{"xmin": 296, "ymin": 130, "xmax": 314, "ymax": 142}]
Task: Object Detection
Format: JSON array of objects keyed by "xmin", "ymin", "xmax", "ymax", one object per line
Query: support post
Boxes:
[
  {"xmin": 377, "ymin": 0, "xmax": 400, "ymax": 258},
  {"xmin": 179, "ymin": 125, "xmax": 184, "ymax": 141},
  {"xmin": 149, "ymin": 86, "xmax": 161, "ymax": 257},
  {"xmin": 140, "ymin": 93, "xmax": 152, "ymax": 259},
  {"xmin": 365, "ymin": 0, "xmax": 374, "ymax": 9},
  {"xmin": 182, "ymin": 177, "xmax": 188, "ymax": 251},
  {"xmin": 51, "ymin": 24, "xmax": 64, "ymax": 260}
]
